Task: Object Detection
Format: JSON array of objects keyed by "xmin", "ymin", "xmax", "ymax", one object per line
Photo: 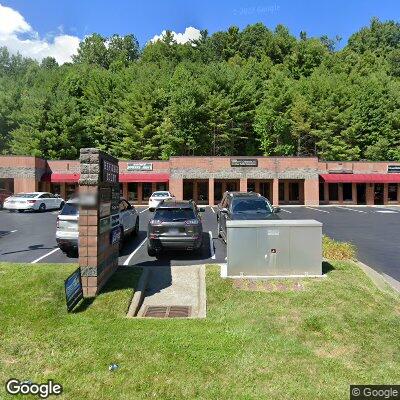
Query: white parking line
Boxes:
[
  {"xmin": 305, "ymin": 207, "xmax": 330, "ymax": 213},
  {"xmin": 31, "ymin": 248, "xmax": 60, "ymax": 264},
  {"xmin": 209, "ymin": 206, "xmax": 215, "ymax": 214},
  {"xmin": 139, "ymin": 208, "xmax": 149, "ymax": 214},
  {"xmin": 337, "ymin": 207, "xmax": 366, "ymax": 213},
  {"xmin": 123, "ymin": 238, "xmax": 147, "ymax": 265},
  {"xmin": 280, "ymin": 209, "xmax": 292, "ymax": 213},
  {"xmin": 209, "ymin": 231, "xmax": 216, "ymax": 260},
  {"xmin": 375, "ymin": 210, "xmax": 398, "ymax": 214},
  {"xmin": 10, "ymin": 230, "xmax": 18, "ymax": 233}
]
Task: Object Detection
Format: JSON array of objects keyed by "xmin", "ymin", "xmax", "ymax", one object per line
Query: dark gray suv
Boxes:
[
  {"xmin": 147, "ymin": 200, "xmax": 205, "ymax": 256},
  {"xmin": 217, "ymin": 192, "xmax": 281, "ymax": 242}
]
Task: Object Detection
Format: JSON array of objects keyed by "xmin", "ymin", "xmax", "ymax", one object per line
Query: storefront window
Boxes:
[
  {"xmin": 343, "ymin": 183, "xmax": 352, "ymax": 201},
  {"xmin": 279, "ymin": 182, "xmax": 285, "ymax": 202},
  {"xmin": 51, "ymin": 183, "xmax": 61, "ymax": 195},
  {"xmin": 66, "ymin": 183, "xmax": 77, "ymax": 199},
  {"xmin": 289, "ymin": 182, "xmax": 299, "ymax": 202},
  {"xmin": 226, "ymin": 181, "xmax": 238, "ymax": 192},
  {"xmin": 319, "ymin": 182, "xmax": 325, "ymax": 201},
  {"xmin": 142, "ymin": 183, "xmax": 152, "ymax": 200},
  {"xmin": 247, "ymin": 181, "xmax": 255, "ymax": 192},
  {"xmin": 388, "ymin": 183, "xmax": 398, "ymax": 202},
  {"xmin": 197, "ymin": 181, "xmax": 208, "ymax": 204},
  {"xmin": 260, "ymin": 182, "xmax": 270, "ymax": 199},
  {"xmin": 183, "ymin": 181, "xmax": 194, "ymax": 200},
  {"xmin": 214, "ymin": 181, "xmax": 223, "ymax": 203},
  {"xmin": 329, "ymin": 183, "xmax": 339, "ymax": 201},
  {"xmin": 157, "ymin": 182, "xmax": 168, "ymax": 191},
  {"xmin": 128, "ymin": 183, "xmax": 137, "ymax": 201}
]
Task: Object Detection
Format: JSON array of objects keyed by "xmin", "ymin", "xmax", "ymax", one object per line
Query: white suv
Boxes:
[{"xmin": 148, "ymin": 191, "xmax": 174, "ymax": 210}]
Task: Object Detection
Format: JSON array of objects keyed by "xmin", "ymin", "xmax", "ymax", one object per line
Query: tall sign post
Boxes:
[{"xmin": 78, "ymin": 148, "xmax": 120, "ymax": 297}]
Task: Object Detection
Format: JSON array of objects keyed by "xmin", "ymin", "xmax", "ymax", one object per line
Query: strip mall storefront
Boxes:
[{"xmin": 0, "ymin": 156, "xmax": 399, "ymax": 206}]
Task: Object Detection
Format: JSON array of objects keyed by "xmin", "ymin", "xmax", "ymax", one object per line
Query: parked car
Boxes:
[
  {"xmin": 148, "ymin": 191, "xmax": 174, "ymax": 211},
  {"xmin": 0, "ymin": 188, "xmax": 13, "ymax": 209},
  {"xmin": 3, "ymin": 192, "xmax": 65, "ymax": 212},
  {"xmin": 147, "ymin": 200, "xmax": 205, "ymax": 256},
  {"xmin": 216, "ymin": 192, "xmax": 281, "ymax": 243},
  {"xmin": 56, "ymin": 198, "xmax": 139, "ymax": 256}
]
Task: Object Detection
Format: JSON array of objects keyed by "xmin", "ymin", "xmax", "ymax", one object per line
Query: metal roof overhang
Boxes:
[{"xmin": 320, "ymin": 174, "xmax": 400, "ymax": 183}]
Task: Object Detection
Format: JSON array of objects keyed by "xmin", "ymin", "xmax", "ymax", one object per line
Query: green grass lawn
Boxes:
[{"xmin": 0, "ymin": 261, "xmax": 399, "ymax": 399}]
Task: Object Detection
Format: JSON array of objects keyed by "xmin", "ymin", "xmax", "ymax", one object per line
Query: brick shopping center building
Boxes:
[{"xmin": 0, "ymin": 155, "xmax": 400, "ymax": 206}]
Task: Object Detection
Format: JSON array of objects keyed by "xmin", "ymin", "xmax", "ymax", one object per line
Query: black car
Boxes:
[
  {"xmin": 147, "ymin": 200, "xmax": 205, "ymax": 256},
  {"xmin": 216, "ymin": 192, "xmax": 281, "ymax": 242}
]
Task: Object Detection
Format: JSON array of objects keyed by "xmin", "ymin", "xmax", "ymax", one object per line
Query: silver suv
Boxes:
[{"xmin": 56, "ymin": 198, "xmax": 139, "ymax": 256}]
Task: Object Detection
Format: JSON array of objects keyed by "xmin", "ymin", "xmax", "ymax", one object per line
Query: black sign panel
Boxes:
[
  {"xmin": 64, "ymin": 268, "xmax": 83, "ymax": 312},
  {"xmin": 101, "ymin": 159, "xmax": 119, "ymax": 183},
  {"xmin": 388, "ymin": 165, "xmax": 400, "ymax": 173},
  {"xmin": 230, "ymin": 158, "xmax": 258, "ymax": 167}
]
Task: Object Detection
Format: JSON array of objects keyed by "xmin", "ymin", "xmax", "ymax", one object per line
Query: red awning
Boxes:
[
  {"xmin": 42, "ymin": 173, "xmax": 80, "ymax": 183},
  {"xmin": 320, "ymin": 174, "xmax": 400, "ymax": 183},
  {"xmin": 119, "ymin": 173, "xmax": 169, "ymax": 183}
]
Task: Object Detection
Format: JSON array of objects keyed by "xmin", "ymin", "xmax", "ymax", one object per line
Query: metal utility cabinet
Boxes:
[{"xmin": 226, "ymin": 220, "xmax": 322, "ymax": 277}]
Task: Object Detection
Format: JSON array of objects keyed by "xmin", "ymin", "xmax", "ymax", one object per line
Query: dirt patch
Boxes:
[{"xmin": 232, "ymin": 279, "xmax": 304, "ymax": 292}]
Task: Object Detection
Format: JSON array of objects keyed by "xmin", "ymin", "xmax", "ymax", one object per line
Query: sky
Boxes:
[{"xmin": 0, "ymin": 0, "xmax": 399, "ymax": 64}]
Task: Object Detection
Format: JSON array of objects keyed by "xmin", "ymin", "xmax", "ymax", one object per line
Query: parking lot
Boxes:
[{"xmin": 1, "ymin": 205, "xmax": 399, "ymax": 282}]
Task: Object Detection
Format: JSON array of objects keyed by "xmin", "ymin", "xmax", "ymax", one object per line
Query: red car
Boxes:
[{"xmin": 0, "ymin": 188, "xmax": 13, "ymax": 209}]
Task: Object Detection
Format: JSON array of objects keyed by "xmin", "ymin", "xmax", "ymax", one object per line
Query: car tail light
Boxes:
[
  {"xmin": 150, "ymin": 219, "xmax": 162, "ymax": 226},
  {"xmin": 27, "ymin": 200, "xmax": 36, "ymax": 204},
  {"xmin": 185, "ymin": 219, "xmax": 199, "ymax": 225}
]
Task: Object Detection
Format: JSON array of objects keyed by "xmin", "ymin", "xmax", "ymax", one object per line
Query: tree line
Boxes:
[{"xmin": 0, "ymin": 18, "xmax": 399, "ymax": 161}]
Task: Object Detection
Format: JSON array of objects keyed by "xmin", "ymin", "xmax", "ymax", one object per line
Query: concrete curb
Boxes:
[
  {"xmin": 126, "ymin": 268, "xmax": 149, "ymax": 318},
  {"xmin": 197, "ymin": 265, "xmax": 207, "ymax": 318},
  {"xmin": 355, "ymin": 260, "xmax": 400, "ymax": 295}
]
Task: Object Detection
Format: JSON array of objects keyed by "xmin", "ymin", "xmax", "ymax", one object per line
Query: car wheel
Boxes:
[
  {"xmin": 59, "ymin": 201, "xmax": 65, "ymax": 210},
  {"xmin": 133, "ymin": 218, "xmax": 139, "ymax": 236},
  {"xmin": 38, "ymin": 203, "xmax": 46, "ymax": 212},
  {"xmin": 147, "ymin": 243, "xmax": 157, "ymax": 257}
]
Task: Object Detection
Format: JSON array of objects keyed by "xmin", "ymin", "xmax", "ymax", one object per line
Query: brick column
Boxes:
[
  {"xmin": 272, "ymin": 179, "xmax": 279, "ymax": 206},
  {"xmin": 304, "ymin": 179, "xmax": 319, "ymax": 206},
  {"xmin": 193, "ymin": 180, "xmax": 198, "ymax": 202},
  {"xmin": 366, "ymin": 183, "xmax": 374, "ymax": 205},
  {"xmin": 383, "ymin": 183, "xmax": 389, "ymax": 205},
  {"xmin": 79, "ymin": 148, "xmax": 120, "ymax": 297},
  {"xmin": 352, "ymin": 183, "xmax": 357, "ymax": 204},
  {"xmin": 137, "ymin": 183, "xmax": 143, "ymax": 204},
  {"xmin": 324, "ymin": 182, "xmax": 329, "ymax": 204},
  {"xmin": 169, "ymin": 177, "xmax": 183, "ymax": 201},
  {"xmin": 338, "ymin": 183, "xmax": 344, "ymax": 204},
  {"xmin": 208, "ymin": 178, "xmax": 214, "ymax": 205},
  {"xmin": 122, "ymin": 183, "xmax": 128, "ymax": 201},
  {"xmin": 240, "ymin": 178, "xmax": 247, "ymax": 192}
]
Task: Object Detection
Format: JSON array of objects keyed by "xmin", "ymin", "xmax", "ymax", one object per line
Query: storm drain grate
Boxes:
[{"xmin": 143, "ymin": 305, "xmax": 192, "ymax": 318}]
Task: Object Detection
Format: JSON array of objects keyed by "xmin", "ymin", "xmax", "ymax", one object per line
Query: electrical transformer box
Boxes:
[{"xmin": 226, "ymin": 220, "xmax": 322, "ymax": 277}]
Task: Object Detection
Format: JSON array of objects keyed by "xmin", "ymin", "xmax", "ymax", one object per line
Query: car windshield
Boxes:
[
  {"xmin": 14, "ymin": 193, "xmax": 38, "ymax": 198},
  {"xmin": 154, "ymin": 207, "xmax": 195, "ymax": 221},
  {"xmin": 152, "ymin": 192, "xmax": 169, "ymax": 197},
  {"xmin": 60, "ymin": 203, "xmax": 78, "ymax": 216},
  {"xmin": 231, "ymin": 198, "xmax": 273, "ymax": 214}
]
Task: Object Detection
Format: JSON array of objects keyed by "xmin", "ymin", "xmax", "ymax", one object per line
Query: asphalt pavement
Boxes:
[{"xmin": 1, "ymin": 205, "xmax": 399, "ymax": 283}]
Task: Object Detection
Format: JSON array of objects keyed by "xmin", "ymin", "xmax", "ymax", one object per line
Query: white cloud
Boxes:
[
  {"xmin": 151, "ymin": 26, "xmax": 201, "ymax": 45},
  {"xmin": 0, "ymin": 3, "xmax": 80, "ymax": 64}
]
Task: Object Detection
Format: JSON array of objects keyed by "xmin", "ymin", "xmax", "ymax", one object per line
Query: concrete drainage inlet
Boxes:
[{"xmin": 142, "ymin": 305, "xmax": 192, "ymax": 318}]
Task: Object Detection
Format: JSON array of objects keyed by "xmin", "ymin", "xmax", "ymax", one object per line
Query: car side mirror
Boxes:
[
  {"xmin": 274, "ymin": 207, "xmax": 281, "ymax": 213},
  {"xmin": 221, "ymin": 208, "xmax": 228, "ymax": 214},
  {"xmin": 197, "ymin": 206, "xmax": 206, "ymax": 212}
]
